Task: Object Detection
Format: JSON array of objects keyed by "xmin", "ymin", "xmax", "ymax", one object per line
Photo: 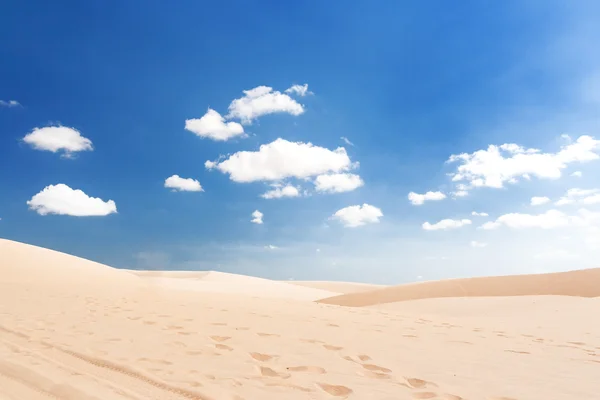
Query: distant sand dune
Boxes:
[
  {"xmin": 317, "ymin": 268, "xmax": 600, "ymax": 307},
  {"xmin": 288, "ymin": 280, "xmax": 386, "ymax": 294}
]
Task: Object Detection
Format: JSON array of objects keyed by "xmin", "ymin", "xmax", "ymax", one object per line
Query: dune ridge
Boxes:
[{"xmin": 317, "ymin": 268, "xmax": 600, "ymax": 307}]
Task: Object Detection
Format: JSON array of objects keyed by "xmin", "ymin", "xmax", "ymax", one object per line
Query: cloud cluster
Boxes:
[
  {"xmin": 27, "ymin": 184, "xmax": 117, "ymax": 216},
  {"xmin": 314, "ymin": 173, "xmax": 364, "ymax": 193},
  {"xmin": 206, "ymin": 138, "xmax": 354, "ymax": 182},
  {"xmin": 555, "ymin": 188, "xmax": 600, "ymax": 206},
  {"xmin": 23, "ymin": 125, "xmax": 93, "ymax": 157},
  {"xmin": 164, "ymin": 175, "xmax": 204, "ymax": 192},
  {"xmin": 422, "ymin": 218, "xmax": 472, "ymax": 231},
  {"xmin": 251, "ymin": 210, "xmax": 264, "ymax": 224},
  {"xmin": 185, "ymin": 84, "xmax": 309, "ymax": 141},
  {"xmin": 447, "ymin": 135, "xmax": 600, "ymax": 194},
  {"xmin": 185, "ymin": 109, "xmax": 244, "ymax": 141},
  {"xmin": 0, "ymin": 100, "xmax": 20, "ymax": 107},
  {"xmin": 261, "ymin": 184, "xmax": 300, "ymax": 199},
  {"xmin": 331, "ymin": 204, "xmax": 383, "ymax": 227},
  {"xmin": 408, "ymin": 191, "xmax": 446, "ymax": 206}
]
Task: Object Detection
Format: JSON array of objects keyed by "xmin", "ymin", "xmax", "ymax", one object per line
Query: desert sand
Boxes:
[{"xmin": 1, "ymin": 238, "xmax": 599, "ymax": 399}]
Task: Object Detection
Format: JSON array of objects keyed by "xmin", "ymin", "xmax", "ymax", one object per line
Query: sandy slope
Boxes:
[
  {"xmin": 317, "ymin": 268, "xmax": 600, "ymax": 307},
  {"xmin": 288, "ymin": 281, "xmax": 386, "ymax": 294},
  {"xmin": 127, "ymin": 270, "xmax": 338, "ymax": 301},
  {"xmin": 1, "ymin": 238, "xmax": 600, "ymax": 399}
]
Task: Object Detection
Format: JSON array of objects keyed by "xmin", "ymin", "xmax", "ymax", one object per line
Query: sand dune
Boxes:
[
  {"xmin": 1, "ymin": 238, "xmax": 599, "ymax": 399},
  {"xmin": 128, "ymin": 270, "xmax": 338, "ymax": 301},
  {"xmin": 288, "ymin": 280, "xmax": 386, "ymax": 294},
  {"xmin": 317, "ymin": 268, "xmax": 600, "ymax": 307}
]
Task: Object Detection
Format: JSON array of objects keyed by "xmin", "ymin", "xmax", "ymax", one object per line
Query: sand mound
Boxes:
[
  {"xmin": 0, "ymin": 239, "xmax": 141, "ymax": 291},
  {"xmin": 288, "ymin": 280, "xmax": 386, "ymax": 294},
  {"xmin": 317, "ymin": 268, "xmax": 600, "ymax": 307},
  {"xmin": 129, "ymin": 270, "xmax": 339, "ymax": 301}
]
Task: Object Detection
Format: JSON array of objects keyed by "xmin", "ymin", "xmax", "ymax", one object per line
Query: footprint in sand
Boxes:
[
  {"xmin": 358, "ymin": 354, "xmax": 371, "ymax": 361},
  {"xmin": 250, "ymin": 352, "xmax": 276, "ymax": 362},
  {"xmin": 323, "ymin": 344, "xmax": 344, "ymax": 351},
  {"xmin": 404, "ymin": 377, "xmax": 438, "ymax": 389},
  {"xmin": 215, "ymin": 344, "xmax": 233, "ymax": 351},
  {"xmin": 211, "ymin": 322, "xmax": 227, "ymax": 326},
  {"xmin": 210, "ymin": 335, "xmax": 231, "ymax": 342},
  {"xmin": 258, "ymin": 366, "xmax": 290, "ymax": 379},
  {"xmin": 286, "ymin": 366, "xmax": 326, "ymax": 374},
  {"xmin": 504, "ymin": 350, "xmax": 530, "ymax": 355},
  {"xmin": 317, "ymin": 383, "xmax": 353, "ymax": 397},
  {"xmin": 257, "ymin": 332, "xmax": 280, "ymax": 337},
  {"xmin": 362, "ymin": 364, "xmax": 392, "ymax": 373}
]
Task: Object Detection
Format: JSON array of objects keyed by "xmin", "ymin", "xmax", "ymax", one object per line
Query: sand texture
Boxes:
[{"xmin": 1, "ymin": 238, "xmax": 600, "ymax": 399}]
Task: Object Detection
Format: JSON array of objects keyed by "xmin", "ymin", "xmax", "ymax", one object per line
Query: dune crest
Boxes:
[{"xmin": 317, "ymin": 268, "xmax": 600, "ymax": 307}]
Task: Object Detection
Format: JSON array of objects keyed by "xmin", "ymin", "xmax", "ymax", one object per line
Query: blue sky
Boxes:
[{"xmin": 1, "ymin": 1, "xmax": 600, "ymax": 284}]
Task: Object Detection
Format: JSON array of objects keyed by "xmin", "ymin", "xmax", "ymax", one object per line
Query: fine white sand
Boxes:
[{"xmin": 1, "ymin": 238, "xmax": 599, "ymax": 399}]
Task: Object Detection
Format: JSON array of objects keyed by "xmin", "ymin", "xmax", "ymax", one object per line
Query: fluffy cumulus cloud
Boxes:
[
  {"xmin": 261, "ymin": 184, "xmax": 300, "ymax": 199},
  {"xmin": 285, "ymin": 84, "xmax": 311, "ymax": 97},
  {"xmin": 226, "ymin": 86, "xmax": 305, "ymax": 124},
  {"xmin": 470, "ymin": 241, "xmax": 488, "ymax": 248},
  {"xmin": 314, "ymin": 173, "xmax": 364, "ymax": 193},
  {"xmin": 206, "ymin": 138, "xmax": 354, "ymax": 183},
  {"xmin": 251, "ymin": 210, "xmax": 263, "ymax": 224},
  {"xmin": 0, "ymin": 99, "xmax": 20, "ymax": 107},
  {"xmin": 331, "ymin": 204, "xmax": 383, "ymax": 227},
  {"xmin": 422, "ymin": 218, "xmax": 472, "ymax": 231},
  {"xmin": 481, "ymin": 210, "xmax": 570, "ymax": 230},
  {"xmin": 22, "ymin": 125, "xmax": 93, "ymax": 156},
  {"xmin": 531, "ymin": 196, "xmax": 551, "ymax": 206},
  {"xmin": 184, "ymin": 109, "xmax": 244, "ymax": 141},
  {"xmin": 27, "ymin": 184, "xmax": 117, "ymax": 216},
  {"xmin": 447, "ymin": 135, "xmax": 600, "ymax": 194},
  {"xmin": 408, "ymin": 191, "xmax": 446, "ymax": 206},
  {"xmin": 571, "ymin": 171, "xmax": 583, "ymax": 177},
  {"xmin": 471, "ymin": 211, "xmax": 489, "ymax": 217},
  {"xmin": 164, "ymin": 175, "xmax": 203, "ymax": 192},
  {"xmin": 555, "ymin": 188, "xmax": 600, "ymax": 206}
]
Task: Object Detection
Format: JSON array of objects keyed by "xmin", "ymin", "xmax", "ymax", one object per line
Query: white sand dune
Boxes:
[
  {"xmin": 128, "ymin": 270, "xmax": 339, "ymax": 301},
  {"xmin": 317, "ymin": 268, "xmax": 600, "ymax": 307},
  {"xmin": 288, "ymin": 280, "xmax": 386, "ymax": 294},
  {"xmin": 1, "ymin": 238, "xmax": 599, "ymax": 399}
]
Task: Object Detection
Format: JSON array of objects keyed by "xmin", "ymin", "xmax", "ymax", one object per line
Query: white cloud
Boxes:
[
  {"xmin": 530, "ymin": 196, "xmax": 550, "ymax": 206},
  {"xmin": 331, "ymin": 204, "xmax": 383, "ymax": 227},
  {"xmin": 164, "ymin": 175, "xmax": 203, "ymax": 192},
  {"xmin": 251, "ymin": 210, "xmax": 263, "ymax": 224},
  {"xmin": 471, "ymin": 211, "xmax": 489, "ymax": 217},
  {"xmin": 285, "ymin": 84, "xmax": 311, "ymax": 97},
  {"xmin": 22, "ymin": 125, "xmax": 93, "ymax": 156},
  {"xmin": 555, "ymin": 188, "xmax": 600, "ymax": 206},
  {"xmin": 206, "ymin": 138, "xmax": 354, "ymax": 183},
  {"xmin": 481, "ymin": 209, "xmax": 570, "ymax": 230},
  {"xmin": 226, "ymin": 86, "xmax": 304, "ymax": 124},
  {"xmin": 340, "ymin": 136, "xmax": 354, "ymax": 146},
  {"xmin": 184, "ymin": 108, "xmax": 245, "ymax": 141},
  {"xmin": 422, "ymin": 218, "xmax": 472, "ymax": 231},
  {"xmin": 470, "ymin": 241, "xmax": 488, "ymax": 248},
  {"xmin": 408, "ymin": 191, "xmax": 446, "ymax": 206},
  {"xmin": 571, "ymin": 170, "xmax": 582, "ymax": 177},
  {"xmin": 261, "ymin": 184, "xmax": 300, "ymax": 199},
  {"xmin": 27, "ymin": 184, "xmax": 117, "ymax": 217},
  {"xmin": 447, "ymin": 135, "xmax": 600, "ymax": 193},
  {"xmin": 0, "ymin": 100, "xmax": 20, "ymax": 107},
  {"xmin": 314, "ymin": 173, "xmax": 364, "ymax": 193},
  {"xmin": 264, "ymin": 244, "xmax": 278, "ymax": 250}
]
